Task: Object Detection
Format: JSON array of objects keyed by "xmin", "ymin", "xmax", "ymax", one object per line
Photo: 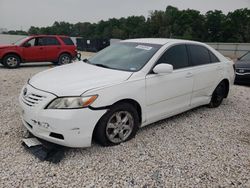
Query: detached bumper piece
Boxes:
[{"xmin": 22, "ymin": 133, "xmax": 67, "ymax": 164}]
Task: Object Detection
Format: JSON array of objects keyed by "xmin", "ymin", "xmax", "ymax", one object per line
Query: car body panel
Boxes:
[{"xmin": 29, "ymin": 61, "xmax": 133, "ymax": 96}]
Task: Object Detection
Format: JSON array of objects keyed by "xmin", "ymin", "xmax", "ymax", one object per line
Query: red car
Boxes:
[{"xmin": 0, "ymin": 35, "xmax": 77, "ymax": 68}]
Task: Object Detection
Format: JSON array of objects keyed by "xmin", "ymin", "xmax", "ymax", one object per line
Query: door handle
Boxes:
[
  {"xmin": 185, "ymin": 72, "xmax": 193, "ymax": 78},
  {"xmin": 39, "ymin": 47, "xmax": 43, "ymax": 50}
]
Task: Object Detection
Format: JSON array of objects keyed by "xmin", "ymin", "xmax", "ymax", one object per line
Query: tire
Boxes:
[
  {"xmin": 208, "ymin": 81, "xmax": 226, "ymax": 108},
  {"xmin": 58, "ymin": 53, "xmax": 72, "ymax": 65},
  {"xmin": 94, "ymin": 103, "xmax": 139, "ymax": 146},
  {"xmin": 3, "ymin": 54, "xmax": 21, "ymax": 68}
]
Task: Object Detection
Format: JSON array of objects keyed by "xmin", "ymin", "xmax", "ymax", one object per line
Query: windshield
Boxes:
[
  {"xmin": 14, "ymin": 37, "xmax": 29, "ymax": 46},
  {"xmin": 240, "ymin": 52, "xmax": 250, "ymax": 61},
  {"xmin": 88, "ymin": 42, "xmax": 162, "ymax": 72}
]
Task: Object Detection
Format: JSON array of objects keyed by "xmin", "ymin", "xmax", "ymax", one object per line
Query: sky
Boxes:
[{"xmin": 0, "ymin": 0, "xmax": 249, "ymax": 31}]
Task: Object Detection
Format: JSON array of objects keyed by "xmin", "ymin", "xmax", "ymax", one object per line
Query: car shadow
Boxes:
[
  {"xmin": 0, "ymin": 62, "xmax": 55, "ymax": 69},
  {"xmin": 67, "ymin": 105, "xmax": 209, "ymax": 157},
  {"xmin": 234, "ymin": 83, "xmax": 250, "ymax": 87}
]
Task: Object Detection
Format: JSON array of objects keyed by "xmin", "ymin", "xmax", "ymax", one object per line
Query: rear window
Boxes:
[
  {"xmin": 209, "ymin": 51, "xmax": 220, "ymax": 63},
  {"xmin": 60, "ymin": 37, "xmax": 74, "ymax": 45},
  {"xmin": 188, "ymin": 45, "xmax": 210, "ymax": 66},
  {"xmin": 44, "ymin": 37, "xmax": 60, "ymax": 46}
]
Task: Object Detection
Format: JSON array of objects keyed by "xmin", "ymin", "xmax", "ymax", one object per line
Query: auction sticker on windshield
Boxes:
[{"xmin": 136, "ymin": 45, "xmax": 152, "ymax": 51}]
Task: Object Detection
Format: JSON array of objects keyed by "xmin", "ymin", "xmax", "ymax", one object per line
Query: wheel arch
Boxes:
[
  {"xmin": 58, "ymin": 51, "xmax": 72, "ymax": 59},
  {"xmin": 220, "ymin": 78, "xmax": 230, "ymax": 98},
  {"xmin": 111, "ymin": 98, "xmax": 142, "ymax": 123},
  {"xmin": 92, "ymin": 98, "xmax": 142, "ymax": 143},
  {"xmin": 3, "ymin": 52, "xmax": 22, "ymax": 62}
]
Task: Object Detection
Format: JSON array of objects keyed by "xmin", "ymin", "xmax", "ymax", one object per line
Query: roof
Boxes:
[
  {"xmin": 29, "ymin": 35, "xmax": 69, "ymax": 37},
  {"xmin": 122, "ymin": 38, "xmax": 202, "ymax": 45}
]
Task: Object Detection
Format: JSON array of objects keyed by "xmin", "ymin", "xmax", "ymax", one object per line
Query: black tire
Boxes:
[
  {"xmin": 3, "ymin": 54, "xmax": 21, "ymax": 68},
  {"xmin": 94, "ymin": 103, "xmax": 139, "ymax": 146},
  {"xmin": 58, "ymin": 53, "xmax": 72, "ymax": 65},
  {"xmin": 208, "ymin": 81, "xmax": 226, "ymax": 108}
]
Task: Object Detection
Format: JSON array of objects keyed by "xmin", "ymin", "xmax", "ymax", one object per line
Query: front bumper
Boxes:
[
  {"xmin": 235, "ymin": 73, "xmax": 250, "ymax": 84},
  {"xmin": 19, "ymin": 84, "xmax": 106, "ymax": 148}
]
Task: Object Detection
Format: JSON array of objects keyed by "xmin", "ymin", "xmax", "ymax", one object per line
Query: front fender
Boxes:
[{"xmin": 84, "ymin": 78, "xmax": 146, "ymax": 122}]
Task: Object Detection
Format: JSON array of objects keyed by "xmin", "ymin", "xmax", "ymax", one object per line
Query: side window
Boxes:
[
  {"xmin": 60, "ymin": 37, "xmax": 74, "ymax": 45},
  {"xmin": 209, "ymin": 51, "xmax": 220, "ymax": 63},
  {"xmin": 35, "ymin": 37, "xmax": 45, "ymax": 46},
  {"xmin": 188, "ymin": 45, "xmax": 210, "ymax": 66},
  {"xmin": 26, "ymin": 38, "xmax": 35, "ymax": 46},
  {"xmin": 157, "ymin": 44, "xmax": 189, "ymax": 69},
  {"xmin": 44, "ymin": 37, "xmax": 60, "ymax": 46}
]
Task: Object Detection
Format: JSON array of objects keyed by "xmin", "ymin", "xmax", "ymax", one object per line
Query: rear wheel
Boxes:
[
  {"xmin": 58, "ymin": 53, "xmax": 72, "ymax": 65},
  {"xmin": 3, "ymin": 54, "xmax": 21, "ymax": 68},
  {"xmin": 94, "ymin": 103, "xmax": 139, "ymax": 146},
  {"xmin": 208, "ymin": 81, "xmax": 226, "ymax": 108}
]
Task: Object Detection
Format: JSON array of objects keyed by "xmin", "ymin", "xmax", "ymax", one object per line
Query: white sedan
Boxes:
[{"xmin": 19, "ymin": 38, "xmax": 235, "ymax": 148}]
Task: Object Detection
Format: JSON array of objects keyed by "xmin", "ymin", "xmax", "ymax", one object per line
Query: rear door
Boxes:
[
  {"xmin": 43, "ymin": 37, "xmax": 61, "ymax": 61},
  {"xmin": 187, "ymin": 44, "xmax": 223, "ymax": 107}
]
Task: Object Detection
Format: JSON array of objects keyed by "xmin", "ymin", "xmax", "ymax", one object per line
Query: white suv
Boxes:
[{"xmin": 19, "ymin": 38, "xmax": 235, "ymax": 148}]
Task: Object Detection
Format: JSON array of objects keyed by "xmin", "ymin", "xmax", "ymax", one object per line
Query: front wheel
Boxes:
[
  {"xmin": 208, "ymin": 81, "xmax": 226, "ymax": 108},
  {"xmin": 3, "ymin": 54, "xmax": 21, "ymax": 68},
  {"xmin": 94, "ymin": 103, "xmax": 139, "ymax": 146}
]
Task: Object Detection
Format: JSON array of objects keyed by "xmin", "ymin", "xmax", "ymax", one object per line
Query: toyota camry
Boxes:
[{"xmin": 19, "ymin": 39, "xmax": 235, "ymax": 148}]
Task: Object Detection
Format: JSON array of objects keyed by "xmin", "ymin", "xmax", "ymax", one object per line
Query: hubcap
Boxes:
[
  {"xmin": 7, "ymin": 57, "xmax": 18, "ymax": 67},
  {"xmin": 106, "ymin": 111, "xmax": 134, "ymax": 143},
  {"xmin": 61, "ymin": 56, "xmax": 70, "ymax": 64}
]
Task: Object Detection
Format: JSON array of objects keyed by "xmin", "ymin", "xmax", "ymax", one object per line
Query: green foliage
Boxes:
[{"xmin": 5, "ymin": 6, "xmax": 250, "ymax": 42}]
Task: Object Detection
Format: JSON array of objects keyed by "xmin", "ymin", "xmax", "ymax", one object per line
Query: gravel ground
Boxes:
[{"xmin": 0, "ymin": 62, "xmax": 250, "ymax": 188}]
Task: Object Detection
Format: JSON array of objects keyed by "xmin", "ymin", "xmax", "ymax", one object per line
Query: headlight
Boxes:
[{"xmin": 46, "ymin": 95, "xmax": 98, "ymax": 109}]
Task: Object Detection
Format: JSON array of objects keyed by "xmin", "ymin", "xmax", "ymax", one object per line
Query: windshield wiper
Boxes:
[
  {"xmin": 82, "ymin": 58, "xmax": 91, "ymax": 63},
  {"xmin": 93, "ymin": 64, "xmax": 111, "ymax": 69},
  {"xmin": 83, "ymin": 60, "xmax": 112, "ymax": 69}
]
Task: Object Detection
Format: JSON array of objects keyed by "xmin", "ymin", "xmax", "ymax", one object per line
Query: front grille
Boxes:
[{"xmin": 22, "ymin": 93, "xmax": 46, "ymax": 107}]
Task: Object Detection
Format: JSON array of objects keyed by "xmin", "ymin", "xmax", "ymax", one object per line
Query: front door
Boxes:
[
  {"xmin": 22, "ymin": 37, "xmax": 46, "ymax": 62},
  {"xmin": 145, "ymin": 44, "xmax": 194, "ymax": 123}
]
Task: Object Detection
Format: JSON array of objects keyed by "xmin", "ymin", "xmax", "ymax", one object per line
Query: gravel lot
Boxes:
[{"xmin": 0, "ymin": 62, "xmax": 250, "ymax": 187}]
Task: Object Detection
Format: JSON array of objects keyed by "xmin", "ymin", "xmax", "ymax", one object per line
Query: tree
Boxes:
[
  {"xmin": 4, "ymin": 6, "xmax": 247, "ymax": 42},
  {"xmin": 205, "ymin": 10, "xmax": 226, "ymax": 42}
]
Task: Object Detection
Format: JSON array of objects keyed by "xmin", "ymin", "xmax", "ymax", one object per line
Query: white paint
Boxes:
[{"xmin": 19, "ymin": 38, "xmax": 235, "ymax": 148}]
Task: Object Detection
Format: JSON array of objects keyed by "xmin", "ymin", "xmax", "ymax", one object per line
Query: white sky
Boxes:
[{"xmin": 0, "ymin": 0, "xmax": 249, "ymax": 30}]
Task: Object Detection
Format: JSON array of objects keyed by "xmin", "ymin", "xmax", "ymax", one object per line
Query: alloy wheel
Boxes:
[{"xmin": 106, "ymin": 111, "xmax": 134, "ymax": 143}]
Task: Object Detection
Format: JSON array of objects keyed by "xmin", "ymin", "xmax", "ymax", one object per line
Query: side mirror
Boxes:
[
  {"xmin": 23, "ymin": 43, "xmax": 31, "ymax": 48},
  {"xmin": 153, "ymin": 63, "xmax": 173, "ymax": 74}
]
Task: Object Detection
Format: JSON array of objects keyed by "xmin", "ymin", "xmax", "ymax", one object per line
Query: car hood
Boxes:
[
  {"xmin": 29, "ymin": 62, "xmax": 133, "ymax": 96},
  {"xmin": 0, "ymin": 44, "xmax": 16, "ymax": 49},
  {"xmin": 235, "ymin": 60, "xmax": 250, "ymax": 69}
]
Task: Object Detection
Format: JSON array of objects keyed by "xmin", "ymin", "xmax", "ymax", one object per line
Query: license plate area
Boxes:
[{"xmin": 22, "ymin": 138, "xmax": 42, "ymax": 147}]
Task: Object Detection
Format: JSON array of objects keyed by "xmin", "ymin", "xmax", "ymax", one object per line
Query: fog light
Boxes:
[{"xmin": 31, "ymin": 120, "xmax": 50, "ymax": 129}]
